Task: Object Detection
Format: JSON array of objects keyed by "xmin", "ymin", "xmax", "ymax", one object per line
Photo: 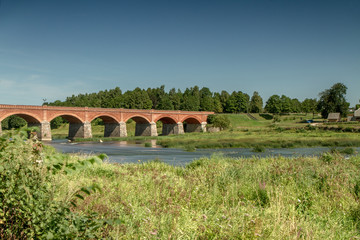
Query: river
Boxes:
[{"xmin": 47, "ymin": 140, "xmax": 360, "ymax": 166}]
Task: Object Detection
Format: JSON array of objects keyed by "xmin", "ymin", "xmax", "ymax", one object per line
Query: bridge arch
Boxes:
[
  {"xmin": 154, "ymin": 116, "xmax": 181, "ymax": 135},
  {"xmin": 181, "ymin": 116, "xmax": 205, "ymax": 133},
  {"xmin": 89, "ymin": 114, "xmax": 119, "ymax": 123},
  {"xmin": 125, "ymin": 115, "xmax": 151, "ymax": 124},
  {"xmin": 0, "ymin": 112, "xmax": 41, "ymax": 123},
  {"xmin": 89, "ymin": 114, "xmax": 123, "ymax": 138},
  {"xmin": 48, "ymin": 113, "xmax": 83, "ymax": 123},
  {"xmin": 154, "ymin": 115, "xmax": 177, "ymax": 124},
  {"xmin": 125, "ymin": 115, "xmax": 155, "ymax": 136},
  {"xmin": 181, "ymin": 116, "xmax": 202, "ymax": 124}
]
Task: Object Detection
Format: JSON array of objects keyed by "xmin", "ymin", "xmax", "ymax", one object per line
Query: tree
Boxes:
[
  {"xmin": 249, "ymin": 91, "xmax": 263, "ymax": 113},
  {"xmin": 302, "ymin": 98, "xmax": 318, "ymax": 116},
  {"xmin": 169, "ymin": 88, "xmax": 182, "ymax": 110},
  {"xmin": 291, "ymin": 98, "xmax": 302, "ymax": 113},
  {"xmin": 356, "ymin": 100, "xmax": 360, "ymax": 110},
  {"xmin": 219, "ymin": 91, "xmax": 230, "ymax": 112},
  {"xmin": 207, "ymin": 114, "xmax": 230, "ymax": 130},
  {"xmin": 181, "ymin": 86, "xmax": 200, "ymax": 111},
  {"xmin": 280, "ymin": 95, "xmax": 292, "ymax": 113},
  {"xmin": 264, "ymin": 95, "xmax": 282, "ymax": 114},
  {"xmin": 2, "ymin": 115, "xmax": 27, "ymax": 129},
  {"xmin": 213, "ymin": 93, "xmax": 223, "ymax": 113},
  {"xmin": 225, "ymin": 91, "xmax": 249, "ymax": 113},
  {"xmin": 199, "ymin": 87, "xmax": 214, "ymax": 111},
  {"xmin": 317, "ymin": 83, "xmax": 350, "ymax": 118}
]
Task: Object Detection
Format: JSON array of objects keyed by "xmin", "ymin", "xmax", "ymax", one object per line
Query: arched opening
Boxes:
[
  {"xmin": 90, "ymin": 115, "xmax": 121, "ymax": 138},
  {"xmin": 126, "ymin": 116, "xmax": 156, "ymax": 136},
  {"xmin": 156, "ymin": 117, "xmax": 179, "ymax": 135},
  {"xmin": 0, "ymin": 113, "xmax": 42, "ymax": 138},
  {"xmin": 49, "ymin": 114, "xmax": 89, "ymax": 140},
  {"xmin": 183, "ymin": 117, "xmax": 202, "ymax": 133}
]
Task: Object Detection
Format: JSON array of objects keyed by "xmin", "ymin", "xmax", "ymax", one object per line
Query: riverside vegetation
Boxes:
[
  {"xmin": 54, "ymin": 113, "xmax": 360, "ymax": 151},
  {"xmin": 2, "ymin": 129, "xmax": 360, "ymax": 238}
]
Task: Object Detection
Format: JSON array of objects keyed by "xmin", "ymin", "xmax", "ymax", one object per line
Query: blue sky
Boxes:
[{"xmin": 0, "ymin": 0, "xmax": 359, "ymax": 106}]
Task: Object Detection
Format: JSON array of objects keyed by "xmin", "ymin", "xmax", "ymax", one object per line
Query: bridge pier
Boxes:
[
  {"xmin": 135, "ymin": 122, "xmax": 158, "ymax": 136},
  {"xmin": 28, "ymin": 121, "xmax": 52, "ymax": 141},
  {"xmin": 186, "ymin": 122, "xmax": 207, "ymax": 133},
  {"xmin": 104, "ymin": 122, "xmax": 127, "ymax": 137},
  {"xmin": 68, "ymin": 122, "xmax": 92, "ymax": 139},
  {"xmin": 162, "ymin": 122, "xmax": 184, "ymax": 135}
]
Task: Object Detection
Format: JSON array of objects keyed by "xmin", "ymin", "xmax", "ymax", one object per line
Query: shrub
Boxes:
[
  {"xmin": 211, "ymin": 115, "xmax": 231, "ymax": 130},
  {"xmin": 0, "ymin": 129, "xmax": 109, "ymax": 239},
  {"xmin": 252, "ymin": 145, "xmax": 265, "ymax": 153}
]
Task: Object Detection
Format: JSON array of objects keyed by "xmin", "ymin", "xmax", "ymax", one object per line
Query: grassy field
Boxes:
[
  {"xmin": 3, "ymin": 127, "xmax": 360, "ymax": 239},
  {"xmin": 55, "ymin": 151, "xmax": 360, "ymax": 239}
]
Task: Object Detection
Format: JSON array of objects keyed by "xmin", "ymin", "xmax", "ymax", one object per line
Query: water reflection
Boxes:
[{"xmin": 47, "ymin": 140, "xmax": 360, "ymax": 166}]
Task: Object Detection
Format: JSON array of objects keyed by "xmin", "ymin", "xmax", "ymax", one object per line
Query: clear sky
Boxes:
[{"xmin": 0, "ymin": 0, "xmax": 359, "ymax": 106}]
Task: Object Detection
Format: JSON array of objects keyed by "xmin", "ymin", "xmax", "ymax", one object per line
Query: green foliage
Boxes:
[
  {"xmin": 317, "ymin": 82, "xmax": 350, "ymax": 118},
  {"xmin": 209, "ymin": 114, "xmax": 231, "ymax": 130},
  {"xmin": 0, "ymin": 129, "xmax": 110, "ymax": 239},
  {"xmin": 273, "ymin": 114, "xmax": 281, "ymax": 123},
  {"xmin": 252, "ymin": 145, "xmax": 265, "ymax": 152},
  {"xmin": 50, "ymin": 116, "xmax": 67, "ymax": 129},
  {"xmin": 249, "ymin": 91, "xmax": 263, "ymax": 113},
  {"xmin": 1, "ymin": 115, "xmax": 27, "ymax": 130},
  {"xmin": 265, "ymin": 95, "xmax": 281, "ymax": 114},
  {"xmin": 225, "ymin": 91, "xmax": 249, "ymax": 113},
  {"xmin": 302, "ymin": 98, "xmax": 318, "ymax": 114},
  {"xmin": 57, "ymin": 154, "xmax": 360, "ymax": 238}
]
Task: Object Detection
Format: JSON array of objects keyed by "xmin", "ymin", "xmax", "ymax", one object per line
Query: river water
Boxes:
[{"xmin": 47, "ymin": 140, "xmax": 360, "ymax": 166}]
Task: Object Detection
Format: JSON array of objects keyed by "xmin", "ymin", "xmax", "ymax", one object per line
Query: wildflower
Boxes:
[{"xmin": 150, "ymin": 230, "xmax": 158, "ymax": 235}]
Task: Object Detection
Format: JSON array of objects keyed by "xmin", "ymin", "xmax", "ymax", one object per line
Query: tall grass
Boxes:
[{"xmin": 59, "ymin": 153, "xmax": 360, "ymax": 239}]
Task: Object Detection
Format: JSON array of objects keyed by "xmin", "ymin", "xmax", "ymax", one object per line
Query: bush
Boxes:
[
  {"xmin": 211, "ymin": 115, "xmax": 231, "ymax": 130},
  {"xmin": 0, "ymin": 129, "xmax": 109, "ymax": 239}
]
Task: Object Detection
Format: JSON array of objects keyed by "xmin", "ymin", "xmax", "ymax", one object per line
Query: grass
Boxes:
[
  {"xmin": 3, "ymin": 129, "xmax": 360, "ymax": 238},
  {"xmin": 55, "ymin": 152, "xmax": 360, "ymax": 239}
]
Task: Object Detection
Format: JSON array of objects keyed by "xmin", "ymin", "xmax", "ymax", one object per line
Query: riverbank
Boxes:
[
  {"xmin": 49, "ymin": 114, "xmax": 360, "ymax": 151},
  {"xmin": 2, "ymin": 130, "xmax": 360, "ymax": 239},
  {"xmin": 57, "ymin": 152, "xmax": 360, "ymax": 239}
]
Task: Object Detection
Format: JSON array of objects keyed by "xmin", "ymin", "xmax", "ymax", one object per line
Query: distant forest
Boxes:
[{"xmin": 44, "ymin": 85, "xmax": 319, "ymax": 115}]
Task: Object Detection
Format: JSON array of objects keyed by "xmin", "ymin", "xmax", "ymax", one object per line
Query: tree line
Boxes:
[
  {"xmin": 42, "ymin": 85, "xmax": 313, "ymax": 114},
  {"xmin": 44, "ymin": 83, "xmax": 352, "ymax": 118}
]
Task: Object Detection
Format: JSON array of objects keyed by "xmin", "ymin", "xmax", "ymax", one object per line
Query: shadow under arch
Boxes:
[
  {"xmin": 182, "ymin": 117, "xmax": 203, "ymax": 133},
  {"xmin": 0, "ymin": 113, "xmax": 43, "ymax": 138},
  {"xmin": 48, "ymin": 114, "xmax": 89, "ymax": 140},
  {"xmin": 156, "ymin": 116, "xmax": 182, "ymax": 135},
  {"xmin": 90, "ymin": 115, "xmax": 123, "ymax": 138},
  {"xmin": 126, "ymin": 116, "xmax": 156, "ymax": 136}
]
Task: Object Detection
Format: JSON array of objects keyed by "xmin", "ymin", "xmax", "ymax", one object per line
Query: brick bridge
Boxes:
[{"xmin": 0, "ymin": 104, "xmax": 213, "ymax": 141}]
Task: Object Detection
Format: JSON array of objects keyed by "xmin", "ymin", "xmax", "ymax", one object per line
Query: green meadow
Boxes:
[{"xmin": 2, "ymin": 129, "xmax": 360, "ymax": 239}]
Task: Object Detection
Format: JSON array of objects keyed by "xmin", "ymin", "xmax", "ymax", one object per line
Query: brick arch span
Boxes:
[
  {"xmin": 0, "ymin": 112, "xmax": 42, "ymax": 123},
  {"xmin": 154, "ymin": 115, "xmax": 177, "ymax": 124},
  {"xmin": 180, "ymin": 116, "xmax": 202, "ymax": 124},
  {"xmin": 155, "ymin": 115, "xmax": 182, "ymax": 136},
  {"xmin": 125, "ymin": 115, "xmax": 151, "ymax": 124},
  {"xmin": 88, "ymin": 114, "xmax": 120, "ymax": 123},
  {"xmin": 48, "ymin": 113, "xmax": 84, "ymax": 123}
]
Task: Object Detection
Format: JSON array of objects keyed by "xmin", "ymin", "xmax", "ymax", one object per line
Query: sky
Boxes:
[{"xmin": 0, "ymin": 0, "xmax": 359, "ymax": 106}]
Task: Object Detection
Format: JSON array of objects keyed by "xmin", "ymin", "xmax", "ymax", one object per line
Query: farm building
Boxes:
[
  {"xmin": 354, "ymin": 108, "xmax": 360, "ymax": 121},
  {"xmin": 327, "ymin": 113, "xmax": 341, "ymax": 122}
]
